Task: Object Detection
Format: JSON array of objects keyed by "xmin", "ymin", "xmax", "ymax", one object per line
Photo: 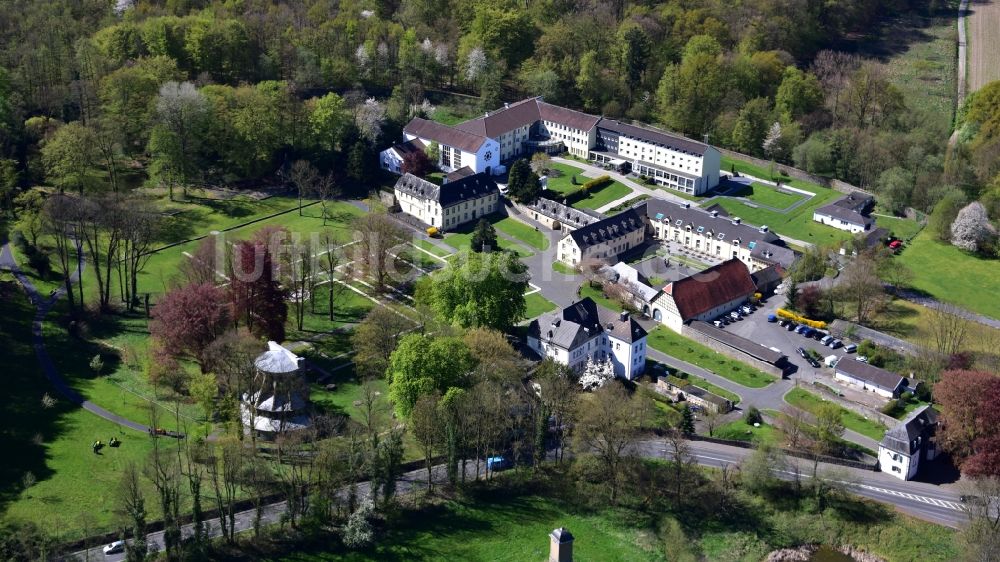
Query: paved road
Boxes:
[
  {"xmin": 0, "ymin": 241, "xmax": 152, "ymax": 435},
  {"xmin": 65, "ymin": 438, "xmax": 968, "ymax": 559},
  {"xmin": 637, "ymin": 439, "xmax": 967, "ymax": 528}
]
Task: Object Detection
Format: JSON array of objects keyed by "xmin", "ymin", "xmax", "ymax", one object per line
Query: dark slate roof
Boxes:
[
  {"xmin": 835, "ymin": 358, "xmax": 906, "ymax": 392},
  {"xmin": 750, "ymin": 264, "xmax": 785, "ymax": 291},
  {"xmin": 597, "ymin": 118, "xmax": 710, "ymax": 156},
  {"xmin": 861, "ymin": 227, "xmax": 890, "ymax": 248},
  {"xmin": 750, "ymin": 240, "xmax": 796, "ymax": 268},
  {"xmin": 689, "ymin": 321, "xmax": 786, "ymax": 364},
  {"xmin": 568, "ymin": 208, "xmax": 645, "ymax": 251},
  {"xmin": 528, "ymin": 298, "xmax": 647, "ymax": 349},
  {"xmin": 394, "ymin": 172, "xmax": 499, "ymax": 208},
  {"xmin": 404, "ymin": 117, "xmax": 488, "ymax": 153},
  {"xmin": 639, "ymin": 198, "xmax": 782, "ymax": 246},
  {"xmin": 683, "ymin": 384, "xmax": 732, "ymax": 408},
  {"xmin": 815, "ymin": 202, "xmax": 873, "ymax": 227},
  {"xmin": 455, "ymin": 97, "xmax": 541, "ymax": 138},
  {"xmin": 528, "ymin": 197, "xmax": 602, "ymax": 228},
  {"xmin": 880, "ymin": 405, "xmax": 938, "ymax": 455},
  {"xmin": 537, "ymin": 100, "xmax": 601, "ymax": 131},
  {"xmin": 665, "ymin": 259, "xmax": 756, "ymax": 320},
  {"xmin": 445, "ymin": 166, "xmax": 475, "ymax": 183}
]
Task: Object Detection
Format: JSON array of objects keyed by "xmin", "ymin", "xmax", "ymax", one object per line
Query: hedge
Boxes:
[
  {"xmin": 776, "ymin": 308, "xmax": 827, "ymax": 329},
  {"xmin": 581, "ymin": 175, "xmax": 612, "ymax": 191}
]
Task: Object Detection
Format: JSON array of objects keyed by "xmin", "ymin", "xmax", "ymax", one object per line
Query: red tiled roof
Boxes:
[
  {"xmin": 537, "ymin": 100, "xmax": 600, "ymax": 131},
  {"xmin": 665, "ymin": 259, "xmax": 756, "ymax": 320},
  {"xmin": 455, "ymin": 97, "xmax": 542, "ymax": 138}
]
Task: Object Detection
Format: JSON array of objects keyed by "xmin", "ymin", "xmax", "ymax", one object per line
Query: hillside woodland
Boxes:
[{"xmin": 0, "ymin": 0, "xmax": 996, "ymax": 250}]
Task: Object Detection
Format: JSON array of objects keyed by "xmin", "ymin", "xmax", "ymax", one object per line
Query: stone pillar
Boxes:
[{"xmin": 549, "ymin": 527, "xmax": 574, "ymax": 562}]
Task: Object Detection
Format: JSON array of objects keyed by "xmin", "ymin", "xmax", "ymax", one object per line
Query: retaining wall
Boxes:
[
  {"xmin": 718, "ymin": 148, "xmax": 872, "ymax": 196},
  {"xmin": 680, "ymin": 324, "xmax": 787, "ymax": 378}
]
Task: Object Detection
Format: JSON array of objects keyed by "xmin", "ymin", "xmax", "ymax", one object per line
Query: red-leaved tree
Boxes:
[
  {"xmin": 935, "ymin": 369, "xmax": 1000, "ymax": 477},
  {"xmin": 150, "ymin": 282, "xmax": 232, "ymax": 371},
  {"xmin": 228, "ymin": 239, "xmax": 289, "ymax": 342},
  {"xmin": 401, "ymin": 149, "xmax": 432, "ymax": 177}
]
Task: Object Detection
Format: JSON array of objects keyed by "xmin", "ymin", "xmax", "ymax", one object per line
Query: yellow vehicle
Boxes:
[{"xmin": 426, "ymin": 226, "xmax": 440, "ymax": 237}]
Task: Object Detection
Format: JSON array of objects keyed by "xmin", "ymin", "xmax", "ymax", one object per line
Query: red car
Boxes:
[{"xmin": 888, "ymin": 240, "xmax": 902, "ymax": 251}]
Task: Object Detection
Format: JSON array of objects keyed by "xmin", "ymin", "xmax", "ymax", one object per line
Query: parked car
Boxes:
[
  {"xmin": 807, "ymin": 357, "xmax": 821, "ymax": 368},
  {"xmin": 487, "ymin": 456, "xmax": 511, "ymax": 472},
  {"xmin": 713, "ymin": 320, "xmax": 724, "ymax": 328},
  {"xmin": 768, "ymin": 314, "xmax": 778, "ymax": 323},
  {"xmin": 889, "ymin": 239, "xmax": 903, "ymax": 251},
  {"xmin": 844, "ymin": 343, "xmax": 858, "ymax": 354},
  {"xmin": 103, "ymin": 540, "xmax": 125, "ymax": 556},
  {"xmin": 786, "ymin": 322, "xmax": 797, "ymax": 331},
  {"xmin": 778, "ymin": 318, "xmax": 788, "ymax": 327},
  {"xmin": 820, "ymin": 335, "xmax": 834, "ymax": 346},
  {"xmin": 856, "ymin": 355, "xmax": 869, "ymax": 363},
  {"xmin": 802, "ymin": 327, "xmax": 816, "ymax": 338},
  {"xmin": 794, "ymin": 325, "xmax": 807, "ymax": 334},
  {"xmin": 796, "ymin": 347, "xmax": 808, "ymax": 359},
  {"xmin": 741, "ymin": 305, "xmax": 753, "ymax": 315},
  {"xmin": 828, "ymin": 339, "xmax": 842, "ymax": 349},
  {"xmin": 729, "ymin": 311, "xmax": 741, "ymax": 320}
]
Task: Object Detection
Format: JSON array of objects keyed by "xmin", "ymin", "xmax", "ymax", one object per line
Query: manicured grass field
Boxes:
[
  {"xmin": 412, "ymin": 238, "xmax": 453, "ymax": 259},
  {"xmin": 552, "ymin": 261, "xmax": 578, "ymax": 276},
  {"xmin": 574, "ymin": 180, "xmax": 633, "ymax": 210},
  {"xmin": 741, "ymin": 182, "xmax": 805, "ymax": 209},
  {"xmin": 875, "ymin": 214, "xmax": 924, "ymax": 241},
  {"xmin": 877, "ymin": 299, "xmax": 1000, "ymax": 356},
  {"xmin": 894, "ymin": 230, "xmax": 1000, "ymax": 319},
  {"xmin": 784, "ymin": 388, "xmax": 887, "ymax": 441},
  {"xmin": 714, "ymin": 157, "xmax": 852, "ymax": 244},
  {"xmin": 646, "ymin": 327, "xmax": 775, "ymax": 388},
  {"xmin": 714, "ymin": 419, "xmax": 776, "ymax": 444},
  {"xmin": 443, "ymin": 217, "xmax": 535, "ymax": 257},
  {"xmin": 523, "ymin": 292, "xmax": 557, "ymax": 319},
  {"xmin": 542, "ymin": 163, "xmax": 587, "ymax": 195},
  {"xmin": 494, "ymin": 217, "xmax": 549, "ymax": 250},
  {"xmin": 278, "ymin": 493, "xmax": 664, "ymax": 562}
]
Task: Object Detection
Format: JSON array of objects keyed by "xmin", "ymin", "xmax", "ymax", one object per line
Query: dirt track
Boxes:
[{"xmin": 968, "ymin": 0, "xmax": 1000, "ymax": 91}]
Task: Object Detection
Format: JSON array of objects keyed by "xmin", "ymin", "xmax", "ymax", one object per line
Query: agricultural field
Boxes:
[
  {"xmin": 895, "ymin": 230, "xmax": 1000, "ymax": 320},
  {"xmin": 646, "ymin": 327, "xmax": 776, "ymax": 388},
  {"xmin": 877, "ymin": 299, "xmax": 1000, "ymax": 358},
  {"xmin": 967, "ymin": 0, "xmax": 1000, "ymax": 92},
  {"xmin": 784, "ymin": 388, "xmax": 887, "ymax": 441},
  {"xmin": 712, "ymin": 157, "xmax": 852, "ymax": 244}
]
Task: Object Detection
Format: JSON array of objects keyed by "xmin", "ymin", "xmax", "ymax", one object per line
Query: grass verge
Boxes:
[
  {"xmin": 646, "ymin": 327, "xmax": 776, "ymax": 388},
  {"xmin": 784, "ymin": 388, "xmax": 887, "ymax": 441}
]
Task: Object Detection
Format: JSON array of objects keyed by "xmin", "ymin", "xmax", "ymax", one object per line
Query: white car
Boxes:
[{"xmin": 103, "ymin": 540, "xmax": 125, "ymax": 556}]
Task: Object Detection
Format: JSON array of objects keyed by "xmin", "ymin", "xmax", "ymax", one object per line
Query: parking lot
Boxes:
[{"xmin": 713, "ymin": 295, "xmax": 888, "ymax": 409}]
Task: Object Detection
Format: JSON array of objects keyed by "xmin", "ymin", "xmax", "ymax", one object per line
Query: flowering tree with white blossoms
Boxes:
[
  {"xmin": 951, "ymin": 201, "xmax": 997, "ymax": 253},
  {"xmin": 579, "ymin": 356, "xmax": 615, "ymax": 390},
  {"xmin": 355, "ymin": 97, "xmax": 387, "ymax": 144},
  {"xmin": 465, "ymin": 47, "xmax": 488, "ymax": 83}
]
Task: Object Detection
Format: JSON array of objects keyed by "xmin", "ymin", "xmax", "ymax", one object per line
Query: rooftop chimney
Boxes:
[{"xmin": 549, "ymin": 528, "xmax": 574, "ymax": 562}]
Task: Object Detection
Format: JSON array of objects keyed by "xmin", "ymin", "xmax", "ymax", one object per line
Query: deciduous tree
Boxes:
[
  {"xmin": 951, "ymin": 201, "xmax": 997, "ymax": 253},
  {"xmin": 228, "ymin": 239, "xmax": 288, "ymax": 341},
  {"xmin": 424, "ymin": 250, "xmax": 528, "ymax": 331},
  {"xmin": 469, "ymin": 218, "xmax": 498, "ymax": 252},
  {"xmin": 936, "ymin": 370, "xmax": 1000, "ymax": 477},
  {"xmin": 386, "ymin": 333, "xmax": 473, "ymax": 418},
  {"xmin": 575, "ymin": 383, "xmax": 642, "ymax": 504},
  {"xmin": 150, "ymin": 282, "xmax": 232, "ymax": 369},
  {"xmin": 352, "ymin": 306, "xmax": 415, "ymax": 379}
]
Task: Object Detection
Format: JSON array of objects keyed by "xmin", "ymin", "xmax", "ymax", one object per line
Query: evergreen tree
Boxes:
[
  {"xmin": 785, "ymin": 278, "xmax": 799, "ymax": 311},
  {"xmin": 470, "ymin": 218, "xmax": 498, "ymax": 252},
  {"xmin": 680, "ymin": 404, "xmax": 696, "ymax": 434},
  {"xmin": 507, "ymin": 158, "xmax": 541, "ymax": 203}
]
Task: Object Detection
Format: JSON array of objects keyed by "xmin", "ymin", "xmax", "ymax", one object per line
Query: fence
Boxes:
[{"xmin": 717, "ymin": 147, "xmax": 872, "ymax": 196}]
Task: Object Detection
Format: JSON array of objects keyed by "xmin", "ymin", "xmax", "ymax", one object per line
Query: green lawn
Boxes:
[
  {"xmin": 895, "ymin": 230, "xmax": 1000, "ymax": 319},
  {"xmin": 646, "ymin": 327, "xmax": 776, "ymax": 388},
  {"xmin": 714, "ymin": 419, "xmax": 776, "ymax": 444},
  {"xmin": 685, "ymin": 374, "xmax": 742, "ymax": 405},
  {"xmin": 552, "ymin": 261, "xmax": 578, "ymax": 276},
  {"xmin": 523, "ymin": 292, "xmax": 557, "ymax": 319},
  {"xmin": 277, "ymin": 493, "xmax": 664, "ymax": 562},
  {"xmin": 579, "ymin": 282, "xmax": 623, "ymax": 312},
  {"xmin": 444, "ymin": 217, "xmax": 535, "ymax": 258},
  {"xmin": 412, "ymin": 238, "xmax": 453, "ymax": 259},
  {"xmin": 875, "ymin": 215, "xmax": 924, "ymax": 241},
  {"xmin": 430, "ymin": 106, "xmax": 479, "ymax": 127},
  {"xmin": 542, "ymin": 163, "xmax": 587, "ymax": 195},
  {"xmin": 715, "ymin": 157, "xmax": 852, "ymax": 244},
  {"xmin": 740, "ymin": 182, "xmax": 805, "ymax": 209},
  {"xmin": 574, "ymin": 181, "xmax": 633, "ymax": 210},
  {"xmin": 784, "ymin": 388, "xmax": 887, "ymax": 441},
  {"xmin": 494, "ymin": 217, "xmax": 549, "ymax": 250}
]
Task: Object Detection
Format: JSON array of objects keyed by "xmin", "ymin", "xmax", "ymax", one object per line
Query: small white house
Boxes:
[
  {"xmin": 527, "ymin": 297, "xmax": 648, "ymax": 380},
  {"xmin": 379, "ymin": 139, "xmax": 426, "ymax": 175},
  {"xmin": 878, "ymin": 405, "xmax": 938, "ymax": 480},
  {"xmin": 812, "ymin": 192, "xmax": 875, "ymax": 233}
]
